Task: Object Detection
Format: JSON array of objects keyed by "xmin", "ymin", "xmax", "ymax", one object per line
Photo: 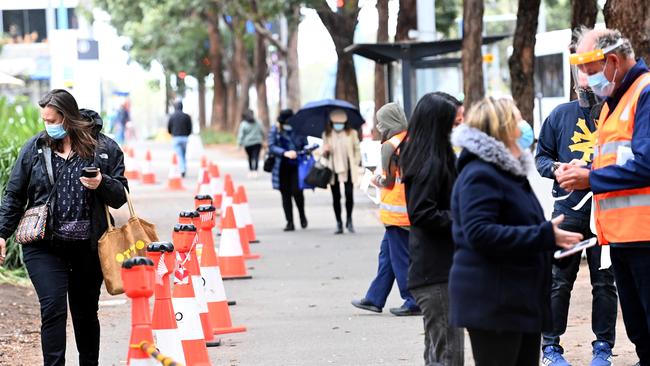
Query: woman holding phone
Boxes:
[{"xmin": 0, "ymin": 89, "xmax": 128, "ymax": 366}]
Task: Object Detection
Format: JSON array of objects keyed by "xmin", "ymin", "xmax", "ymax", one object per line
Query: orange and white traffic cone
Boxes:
[
  {"xmin": 195, "ymin": 156, "xmax": 208, "ymax": 193},
  {"xmin": 219, "ymin": 175, "xmax": 235, "ymax": 231},
  {"xmin": 171, "ymin": 224, "xmax": 213, "ymax": 365},
  {"xmin": 146, "ymin": 242, "xmax": 186, "ymax": 365},
  {"xmin": 218, "ymin": 206, "xmax": 252, "ymax": 280},
  {"xmin": 233, "ymin": 189, "xmax": 260, "ymax": 260},
  {"xmin": 237, "ymin": 185, "xmax": 259, "ymax": 243},
  {"xmin": 167, "ymin": 153, "xmax": 184, "ymax": 191},
  {"xmin": 121, "ymin": 256, "xmax": 158, "ymax": 366},
  {"xmin": 123, "ymin": 146, "xmax": 140, "ymax": 181},
  {"xmin": 176, "ymin": 213, "xmax": 219, "ymax": 348},
  {"xmin": 208, "ymin": 161, "xmax": 220, "ymax": 179},
  {"xmin": 197, "ymin": 170, "xmax": 211, "ymax": 196},
  {"xmin": 209, "ymin": 165, "xmax": 223, "ymax": 213},
  {"xmin": 141, "ymin": 149, "xmax": 156, "ymax": 185},
  {"xmin": 196, "ymin": 205, "xmax": 246, "ymax": 335}
]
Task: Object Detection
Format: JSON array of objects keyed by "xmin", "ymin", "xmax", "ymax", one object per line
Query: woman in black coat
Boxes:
[
  {"xmin": 449, "ymin": 97, "xmax": 582, "ymax": 366},
  {"xmin": 0, "ymin": 89, "xmax": 128, "ymax": 366}
]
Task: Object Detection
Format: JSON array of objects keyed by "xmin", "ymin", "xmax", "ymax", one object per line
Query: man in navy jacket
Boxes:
[{"xmin": 536, "ymin": 95, "xmax": 617, "ymax": 365}]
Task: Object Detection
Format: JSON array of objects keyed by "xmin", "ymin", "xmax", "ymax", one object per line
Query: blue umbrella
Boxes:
[{"xmin": 288, "ymin": 99, "xmax": 365, "ymax": 137}]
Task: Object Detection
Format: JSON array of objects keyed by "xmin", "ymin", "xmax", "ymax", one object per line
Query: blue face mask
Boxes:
[
  {"xmin": 518, "ymin": 120, "xmax": 534, "ymax": 150},
  {"xmin": 45, "ymin": 123, "xmax": 67, "ymax": 140},
  {"xmin": 333, "ymin": 124, "xmax": 345, "ymax": 132},
  {"xmin": 587, "ymin": 59, "xmax": 618, "ymax": 98}
]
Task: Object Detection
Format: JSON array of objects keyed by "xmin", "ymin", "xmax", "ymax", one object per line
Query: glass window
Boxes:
[
  {"xmin": 55, "ymin": 8, "xmax": 78, "ymax": 30},
  {"xmin": 2, "ymin": 9, "xmax": 47, "ymax": 43},
  {"xmin": 535, "ymin": 53, "xmax": 564, "ymax": 98}
]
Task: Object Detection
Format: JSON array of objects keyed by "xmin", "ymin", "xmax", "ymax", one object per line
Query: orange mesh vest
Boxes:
[
  {"xmin": 379, "ymin": 131, "xmax": 410, "ymax": 227},
  {"xmin": 592, "ymin": 72, "xmax": 650, "ymax": 244}
]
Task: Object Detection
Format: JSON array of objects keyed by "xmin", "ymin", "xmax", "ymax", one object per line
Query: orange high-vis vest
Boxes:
[
  {"xmin": 379, "ymin": 131, "xmax": 410, "ymax": 227},
  {"xmin": 592, "ymin": 72, "xmax": 650, "ymax": 244}
]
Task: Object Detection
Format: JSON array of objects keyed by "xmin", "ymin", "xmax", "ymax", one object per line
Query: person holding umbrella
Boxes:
[{"xmin": 322, "ymin": 109, "xmax": 361, "ymax": 234}]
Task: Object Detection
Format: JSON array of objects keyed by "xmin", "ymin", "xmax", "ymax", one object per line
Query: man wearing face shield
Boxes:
[{"xmin": 556, "ymin": 28, "xmax": 650, "ymax": 366}]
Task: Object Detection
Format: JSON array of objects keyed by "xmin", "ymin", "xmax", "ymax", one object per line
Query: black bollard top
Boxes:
[
  {"xmin": 122, "ymin": 256, "xmax": 154, "ymax": 269},
  {"xmin": 174, "ymin": 223, "xmax": 197, "ymax": 232},
  {"xmin": 147, "ymin": 242, "xmax": 174, "ymax": 253},
  {"xmin": 179, "ymin": 210, "xmax": 200, "ymax": 218},
  {"xmin": 196, "ymin": 204, "xmax": 216, "ymax": 212},
  {"xmin": 194, "ymin": 194, "xmax": 212, "ymax": 201}
]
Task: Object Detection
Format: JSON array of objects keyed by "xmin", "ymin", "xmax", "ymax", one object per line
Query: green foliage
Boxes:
[
  {"xmin": 200, "ymin": 129, "xmax": 236, "ymax": 145},
  {"xmin": 436, "ymin": 0, "xmax": 459, "ymax": 37}
]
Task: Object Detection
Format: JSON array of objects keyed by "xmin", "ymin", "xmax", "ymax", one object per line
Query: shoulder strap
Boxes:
[{"xmin": 42, "ymin": 145, "xmax": 55, "ymax": 186}]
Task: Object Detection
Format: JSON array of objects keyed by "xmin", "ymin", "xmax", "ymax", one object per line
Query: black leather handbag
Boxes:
[
  {"xmin": 304, "ymin": 158, "xmax": 332, "ymax": 189},
  {"xmin": 263, "ymin": 153, "xmax": 275, "ymax": 173}
]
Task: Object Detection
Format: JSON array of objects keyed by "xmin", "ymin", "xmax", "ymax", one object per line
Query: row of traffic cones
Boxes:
[{"xmin": 123, "ymin": 146, "xmax": 184, "ymax": 190}]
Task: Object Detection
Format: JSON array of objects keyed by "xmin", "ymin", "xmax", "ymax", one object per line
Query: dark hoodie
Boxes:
[{"xmin": 0, "ymin": 113, "xmax": 128, "ymax": 249}]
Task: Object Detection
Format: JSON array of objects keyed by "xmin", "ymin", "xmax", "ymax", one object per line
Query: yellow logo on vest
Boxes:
[{"xmin": 569, "ymin": 118, "xmax": 596, "ymax": 162}]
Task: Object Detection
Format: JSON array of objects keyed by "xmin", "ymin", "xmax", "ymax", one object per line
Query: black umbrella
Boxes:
[{"xmin": 288, "ymin": 99, "xmax": 365, "ymax": 137}]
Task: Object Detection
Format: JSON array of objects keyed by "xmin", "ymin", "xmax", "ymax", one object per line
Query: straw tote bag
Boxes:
[{"xmin": 98, "ymin": 189, "xmax": 159, "ymax": 295}]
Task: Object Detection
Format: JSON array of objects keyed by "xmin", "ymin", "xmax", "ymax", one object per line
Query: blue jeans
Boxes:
[
  {"xmin": 172, "ymin": 136, "xmax": 189, "ymax": 174},
  {"xmin": 611, "ymin": 246, "xmax": 650, "ymax": 364},
  {"xmin": 365, "ymin": 226, "xmax": 417, "ymax": 309},
  {"xmin": 542, "ymin": 211, "xmax": 617, "ymax": 349}
]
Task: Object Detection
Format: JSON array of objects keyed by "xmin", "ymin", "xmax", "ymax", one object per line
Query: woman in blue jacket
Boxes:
[
  {"xmin": 449, "ymin": 97, "xmax": 582, "ymax": 366},
  {"xmin": 268, "ymin": 109, "xmax": 308, "ymax": 231}
]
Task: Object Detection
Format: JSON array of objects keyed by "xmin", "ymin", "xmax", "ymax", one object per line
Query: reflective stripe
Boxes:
[
  {"xmin": 379, "ymin": 203, "xmax": 408, "ymax": 213},
  {"xmin": 599, "ymin": 193, "xmax": 650, "ymax": 211},
  {"xmin": 594, "ymin": 140, "xmax": 631, "ymax": 158}
]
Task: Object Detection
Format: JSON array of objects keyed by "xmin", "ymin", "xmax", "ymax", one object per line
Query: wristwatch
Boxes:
[{"xmin": 551, "ymin": 162, "xmax": 561, "ymax": 173}]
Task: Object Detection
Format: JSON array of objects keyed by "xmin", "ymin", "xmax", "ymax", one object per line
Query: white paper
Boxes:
[
  {"xmin": 616, "ymin": 145, "xmax": 634, "ymax": 165},
  {"xmin": 360, "ymin": 169, "xmax": 381, "ymax": 205},
  {"xmin": 360, "ymin": 140, "xmax": 382, "ymax": 168}
]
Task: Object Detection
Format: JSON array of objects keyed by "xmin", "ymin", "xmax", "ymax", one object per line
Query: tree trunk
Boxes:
[
  {"xmin": 316, "ymin": 1, "xmax": 361, "ymax": 107},
  {"xmin": 255, "ymin": 31, "xmax": 270, "ymax": 129},
  {"xmin": 198, "ymin": 77, "xmax": 206, "ymax": 130},
  {"xmin": 207, "ymin": 11, "xmax": 227, "ymax": 130},
  {"xmin": 375, "ymin": 0, "xmax": 389, "ymax": 132},
  {"xmin": 462, "ymin": 0, "xmax": 484, "ymax": 108},
  {"xmin": 229, "ymin": 31, "xmax": 252, "ymax": 133},
  {"xmin": 286, "ymin": 5, "xmax": 301, "ymax": 112},
  {"xmin": 570, "ymin": 0, "xmax": 599, "ymax": 100},
  {"xmin": 164, "ymin": 72, "xmax": 172, "ymax": 115},
  {"xmin": 396, "ymin": 0, "xmax": 417, "ymax": 41},
  {"xmin": 509, "ymin": 0, "xmax": 541, "ymax": 125},
  {"xmin": 604, "ymin": 0, "xmax": 650, "ymax": 62}
]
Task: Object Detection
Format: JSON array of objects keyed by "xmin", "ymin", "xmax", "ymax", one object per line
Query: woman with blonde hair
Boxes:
[{"xmin": 449, "ymin": 97, "xmax": 582, "ymax": 365}]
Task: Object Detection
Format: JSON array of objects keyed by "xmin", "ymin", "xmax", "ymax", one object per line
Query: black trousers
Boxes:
[
  {"xmin": 23, "ymin": 241, "xmax": 104, "ymax": 366},
  {"xmin": 244, "ymin": 143, "xmax": 262, "ymax": 171},
  {"xmin": 279, "ymin": 162, "xmax": 305, "ymax": 224},
  {"xmin": 330, "ymin": 170, "xmax": 354, "ymax": 223},
  {"xmin": 468, "ymin": 328, "xmax": 541, "ymax": 366}
]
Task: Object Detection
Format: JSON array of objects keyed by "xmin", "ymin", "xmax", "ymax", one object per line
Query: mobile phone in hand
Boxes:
[{"xmin": 81, "ymin": 167, "xmax": 99, "ymax": 178}]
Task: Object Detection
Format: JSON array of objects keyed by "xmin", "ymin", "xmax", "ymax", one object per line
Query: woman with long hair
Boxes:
[
  {"xmin": 322, "ymin": 109, "xmax": 361, "ymax": 234},
  {"xmin": 400, "ymin": 92, "xmax": 465, "ymax": 365},
  {"xmin": 449, "ymin": 97, "xmax": 582, "ymax": 365},
  {"xmin": 0, "ymin": 89, "xmax": 128, "ymax": 365}
]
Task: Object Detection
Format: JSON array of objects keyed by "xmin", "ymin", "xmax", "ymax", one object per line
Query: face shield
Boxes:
[{"xmin": 569, "ymin": 39, "xmax": 624, "ymax": 100}]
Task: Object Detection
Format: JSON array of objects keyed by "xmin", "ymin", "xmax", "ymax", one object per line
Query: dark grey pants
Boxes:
[{"xmin": 411, "ymin": 283, "xmax": 464, "ymax": 366}]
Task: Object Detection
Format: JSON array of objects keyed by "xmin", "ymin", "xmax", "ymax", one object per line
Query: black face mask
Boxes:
[{"xmin": 577, "ymin": 87, "xmax": 600, "ymax": 109}]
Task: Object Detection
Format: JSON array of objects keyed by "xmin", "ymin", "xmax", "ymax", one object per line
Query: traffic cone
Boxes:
[
  {"xmin": 237, "ymin": 185, "xmax": 259, "ymax": 243},
  {"xmin": 167, "ymin": 153, "xmax": 184, "ymax": 191},
  {"xmin": 209, "ymin": 165, "xmax": 223, "ymax": 213},
  {"xmin": 208, "ymin": 161, "xmax": 220, "ymax": 179},
  {"xmin": 171, "ymin": 224, "xmax": 213, "ymax": 365},
  {"xmin": 218, "ymin": 206, "xmax": 252, "ymax": 280},
  {"xmin": 194, "ymin": 194, "xmax": 213, "ymax": 209},
  {"xmin": 123, "ymin": 146, "xmax": 140, "ymax": 181},
  {"xmin": 197, "ymin": 170, "xmax": 211, "ymax": 196},
  {"xmin": 195, "ymin": 156, "xmax": 208, "ymax": 193},
  {"xmin": 196, "ymin": 205, "xmax": 246, "ymax": 335},
  {"xmin": 174, "ymin": 216, "xmax": 219, "ymax": 348},
  {"xmin": 146, "ymin": 242, "xmax": 186, "ymax": 365},
  {"xmin": 233, "ymin": 190, "xmax": 260, "ymax": 260},
  {"xmin": 219, "ymin": 175, "xmax": 235, "ymax": 229},
  {"xmin": 141, "ymin": 149, "xmax": 156, "ymax": 185},
  {"xmin": 122, "ymin": 256, "xmax": 158, "ymax": 366}
]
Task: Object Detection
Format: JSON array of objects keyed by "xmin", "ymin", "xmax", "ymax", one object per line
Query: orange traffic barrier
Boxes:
[
  {"xmin": 171, "ymin": 224, "xmax": 213, "ymax": 365},
  {"xmin": 194, "ymin": 195, "xmax": 213, "ymax": 209},
  {"xmin": 146, "ymin": 242, "xmax": 186, "ymax": 365},
  {"xmin": 123, "ymin": 146, "xmax": 140, "ymax": 181},
  {"xmin": 232, "ymin": 190, "xmax": 260, "ymax": 260},
  {"xmin": 218, "ymin": 206, "xmax": 252, "ymax": 280},
  {"xmin": 175, "ymin": 214, "xmax": 220, "ymax": 347},
  {"xmin": 121, "ymin": 256, "xmax": 157, "ymax": 366},
  {"xmin": 168, "ymin": 153, "xmax": 185, "ymax": 191},
  {"xmin": 196, "ymin": 205, "xmax": 246, "ymax": 335},
  {"xmin": 237, "ymin": 185, "xmax": 259, "ymax": 243},
  {"xmin": 141, "ymin": 149, "xmax": 156, "ymax": 185}
]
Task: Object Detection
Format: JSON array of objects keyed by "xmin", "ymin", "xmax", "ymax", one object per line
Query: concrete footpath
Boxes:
[{"xmin": 65, "ymin": 142, "xmax": 636, "ymax": 365}]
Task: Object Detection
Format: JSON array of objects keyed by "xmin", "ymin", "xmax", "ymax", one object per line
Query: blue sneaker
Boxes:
[
  {"xmin": 542, "ymin": 345, "xmax": 571, "ymax": 366},
  {"xmin": 590, "ymin": 341, "xmax": 613, "ymax": 366}
]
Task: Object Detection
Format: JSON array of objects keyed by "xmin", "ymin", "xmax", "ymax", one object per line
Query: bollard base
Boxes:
[
  {"xmin": 206, "ymin": 339, "xmax": 221, "ymax": 347},
  {"xmin": 214, "ymin": 325, "xmax": 247, "ymax": 335},
  {"xmin": 228, "ymin": 300, "xmax": 236, "ymax": 306},
  {"xmin": 249, "ymin": 240, "xmax": 260, "ymax": 244},
  {"xmin": 222, "ymin": 275, "xmax": 253, "ymax": 280}
]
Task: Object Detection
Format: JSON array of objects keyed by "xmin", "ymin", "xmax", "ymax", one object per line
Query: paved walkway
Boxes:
[{"xmin": 64, "ymin": 142, "xmax": 636, "ymax": 365}]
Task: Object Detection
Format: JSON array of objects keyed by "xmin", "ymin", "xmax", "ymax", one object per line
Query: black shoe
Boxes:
[
  {"xmin": 284, "ymin": 222, "xmax": 295, "ymax": 231},
  {"xmin": 181, "ymin": 172, "xmax": 186, "ymax": 178},
  {"xmin": 389, "ymin": 305, "xmax": 422, "ymax": 316},
  {"xmin": 351, "ymin": 298, "xmax": 382, "ymax": 313},
  {"xmin": 334, "ymin": 221, "xmax": 343, "ymax": 234},
  {"xmin": 346, "ymin": 218, "xmax": 355, "ymax": 233},
  {"xmin": 300, "ymin": 216, "xmax": 308, "ymax": 229}
]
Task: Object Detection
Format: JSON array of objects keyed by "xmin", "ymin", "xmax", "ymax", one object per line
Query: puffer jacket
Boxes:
[{"xmin": 0, "ymin": 116, "xmax": 128, "ymax": 249}]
